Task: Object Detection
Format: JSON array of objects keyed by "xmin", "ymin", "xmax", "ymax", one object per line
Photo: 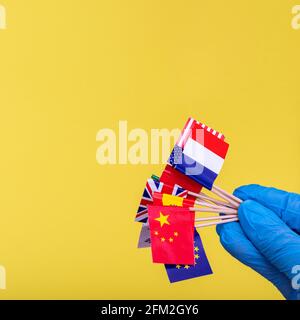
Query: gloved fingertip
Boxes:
[
  {"xmin": 237, "ymin": 199, "xmax": 267, "ymax": 225},
  {"xmin": 216, "ymin": 223, "xmax": 223, "ymax": 236},
  {"xmin": 216, "ymin": 217, "xmax": 238, "ymax": 236},
  {"xmin": 217, "ymin": 221, "xmax": 241, "ymax": 248},
  {"xmin": 233, "ymin": 184, "xmax": 264, "ymax": 200}
]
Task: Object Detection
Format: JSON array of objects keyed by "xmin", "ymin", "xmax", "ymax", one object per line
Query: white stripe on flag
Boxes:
[
  {"xmin": 183, "ymin": 138, "xmax": 224, "ymax": 174},
  {"xmin": 136, "ymin": 213, "xmax": 148, "ymax": 222},
  {"xmin": 147, "ymin": 179, "xmax": 163, "ymax": 193}
]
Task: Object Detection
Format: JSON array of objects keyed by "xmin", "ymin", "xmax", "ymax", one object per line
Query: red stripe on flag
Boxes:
[
  {"xmin": 190, "ymin": 129, "xmax": 229, "ymax": 159},
  {"xmin": 197, "ymin": 122, "xmax": 225, "ymax": 141},
  {"xmin": 183, "ymin": 198, "xmax": 196, "ymax": 207},
  {"xmin": 160, "ymin": 164, "xmax": 203, "ymax": 193}
]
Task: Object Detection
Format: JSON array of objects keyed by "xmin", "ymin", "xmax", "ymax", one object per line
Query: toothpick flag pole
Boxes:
[
  {"xmin": 213, "ymin": 185, "xmax": 243, "ymax": 204},
  {"xmin": 210, "ymin": 186, "xmax": 240, "ymax": 208},
  {"xmin": 195, "ymin": 214, "xmax": 237, "ymax": 222},
  {"xmin": 190, "ymin": 207, "xmax": 237, "ymax": 214},
  {"xmin": 195, "ymin": 217, "xmax": 239, "ymax": 228},
  {"xmin": 188, "ymin": 191, "xmax": 234, "ymax": 208},
  {"xmin": 194, "ymin": 200, "xmax": 236, "ymax": 211}
]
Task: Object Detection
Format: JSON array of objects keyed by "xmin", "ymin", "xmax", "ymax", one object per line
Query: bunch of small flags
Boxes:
[{"xmin": 135, "ymin": 117, "xmax": 242, "ymax": 283}]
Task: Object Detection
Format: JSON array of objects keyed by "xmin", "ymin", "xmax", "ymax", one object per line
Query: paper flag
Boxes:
[
  {"xmin": 135, "ymin": 178, "xmax": 188, "ymax": 223},
  {"xmin": 160, "ymin": 164, "xmax": 203, "ymax": 194},
  {"xmin": 165, "ymin": 229, "xmax": 213, "ymax": 283},
  {"xmin": 168, "ymin": 128, "xmax": 229, "ymax": 190},
  {"xmin": 148, "ymin": 205, "xmax": 195, "ymax": 265},
  {"xmin": 137, "ymin": 223, "xmax": 151, "ymax": 248}
]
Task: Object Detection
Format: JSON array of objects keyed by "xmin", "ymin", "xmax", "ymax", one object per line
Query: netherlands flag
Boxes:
[{"xmin": 169, "ymin": 119, "xmax": 229, "ymax": 190}]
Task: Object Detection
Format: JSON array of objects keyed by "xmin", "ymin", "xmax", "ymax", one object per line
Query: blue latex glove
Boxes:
[{"xmin": 216, "ymin": 184, "xmax": 300, "ymax": 300}]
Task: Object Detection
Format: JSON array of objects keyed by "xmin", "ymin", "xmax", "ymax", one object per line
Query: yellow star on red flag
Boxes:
[{"xmin": 155, "ymin": 212, "xmax": 170, "ymax": 227}]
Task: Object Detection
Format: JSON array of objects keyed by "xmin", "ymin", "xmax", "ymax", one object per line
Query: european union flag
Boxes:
[{"xmin": 165, "ymin": 229, "xmax": 213, "ymax": 283}]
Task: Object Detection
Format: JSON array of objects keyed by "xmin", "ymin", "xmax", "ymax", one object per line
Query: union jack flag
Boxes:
[{"xmin": 135, "ymin": 178, "xmax": 188, "ymax": 223}]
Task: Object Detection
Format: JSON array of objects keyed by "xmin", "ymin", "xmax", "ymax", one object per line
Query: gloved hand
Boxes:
[{"xmin": 216, "ymin": 184, "xmax": 300, "ymax": 300}]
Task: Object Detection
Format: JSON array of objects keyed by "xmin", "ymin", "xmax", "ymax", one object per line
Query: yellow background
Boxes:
[{"xmin": 0, "ymin": 0, "xmax": 299, "ymax": 299}]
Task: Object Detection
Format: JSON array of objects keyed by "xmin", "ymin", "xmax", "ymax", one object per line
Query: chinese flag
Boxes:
[{"xmin": 148, "ymin": 205, "xmax": 195, "ymax": 265}]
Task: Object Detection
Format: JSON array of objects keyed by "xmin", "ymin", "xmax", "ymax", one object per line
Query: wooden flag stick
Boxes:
[
  {"xmin": 190, "ymin": 207, "xmax": 237, "ymax": 214},
  {"xmin": 188, "ymin": 191, "xmax": 234, "ymax": 208},
  {"xmin": 213, "ymin": 185, "xmax": 243, "ymax": 204},
  {"xmin": 210, "ymin": 186, "xmax": 240, "ymax": 208},
  {"xmin": 201, "ymin": 196, "xmax": 233, "ymax": 208},
  {"xmin": 194, "ymin": 200, "xmax": 236, "ymax": 211},
  {"xmin": 195, "ymin": 217, "xmax": 239, "ymax": 228},
  {"xmin": 195, "ymin": 214, "xmax": 237, "ymax": 222}
]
